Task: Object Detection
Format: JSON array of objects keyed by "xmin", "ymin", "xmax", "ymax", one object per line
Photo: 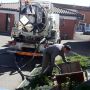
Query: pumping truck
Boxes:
[{"xmin": 8, "ymin": 0, "xmax": 60, "ymax": 67}]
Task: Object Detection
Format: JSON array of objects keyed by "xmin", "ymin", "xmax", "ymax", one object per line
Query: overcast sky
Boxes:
[{"xmin": 0, "ymin": 0, "xmax": 90, "ymax": 7}]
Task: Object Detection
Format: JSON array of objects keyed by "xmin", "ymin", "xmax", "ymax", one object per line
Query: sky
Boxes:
[{"xmin": 0, "ymin": 0, "xmax": 90, "ymax": 7}]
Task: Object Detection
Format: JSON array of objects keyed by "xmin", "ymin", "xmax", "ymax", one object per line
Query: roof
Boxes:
[
  {"xmin": 0, "ymin": 3, "xmax": 19, "ymax": 11},
  {"xmin": 0, "ymin": 2, "xmax": 83, "ymax": 20},
  {"xmin": 52, "ymin": 7, "xmax": 83, "ymax": 19},
  {"xmin": 53, "ymin": 3, "xmax": 90, "ymax": 11}
]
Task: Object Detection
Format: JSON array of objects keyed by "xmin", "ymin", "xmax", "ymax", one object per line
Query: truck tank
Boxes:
[{"xmin": 10, "ymin": 1, "xmax": 60, "ymax": 52}]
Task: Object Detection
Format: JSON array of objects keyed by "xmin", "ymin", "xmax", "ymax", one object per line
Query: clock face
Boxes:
[{"xmin": 28, "ymin": 15, "xmax": 35, "ymax": 24}]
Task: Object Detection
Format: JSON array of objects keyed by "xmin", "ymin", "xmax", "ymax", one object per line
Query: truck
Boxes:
[{"xmin": 8, "ymin": 1, "xmax": 60, "ymax": 66}]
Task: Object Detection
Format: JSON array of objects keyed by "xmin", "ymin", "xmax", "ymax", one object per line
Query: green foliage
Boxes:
[
  {"xmin": 19, "ymin": 53, "xmax": 90, "ymax": 90},
  {"xmin": 28, "ymin": 75, "xmax": 53, "ymax": 89},
  {"xmin": 19, "ymin": 67, "xmax": 54, "ymax": 90},
  {"xmin": 67, "ymin": 53, "xmax": 90, "ymax": 70},
  {"xmin": 55, "ymin": 53, "xmax": 90, "ymax": 70},
  {"xmin": 53, "ymin": 53, "xmax": 90, "ymax": 90}
]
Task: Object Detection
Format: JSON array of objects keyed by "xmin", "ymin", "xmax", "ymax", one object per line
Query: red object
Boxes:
[{"xmin": 16, "ymin": 52, "xmax": 42, "ymax": 57}]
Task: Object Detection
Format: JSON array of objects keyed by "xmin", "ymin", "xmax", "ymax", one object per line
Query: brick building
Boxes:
[
  {"xmin": 0, "ymin": 2, "xmax": 19, "ymax": 34},
  {"xmin": 0, "ymin": 1, "xmax": 83, "ymax": 39},
  {"xmin": 53, "ymin": 3, "xmax": 90, "ymax": 35}
]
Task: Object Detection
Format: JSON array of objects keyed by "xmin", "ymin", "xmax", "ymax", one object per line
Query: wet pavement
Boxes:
[{"xmin": 0, "ymin": 35, "xmax": 30, "ymax": 90}]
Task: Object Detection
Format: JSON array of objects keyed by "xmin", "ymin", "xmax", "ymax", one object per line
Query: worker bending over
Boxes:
[{"xmin": 42, "ymin": 44, "xmax": 71, "ymax": 75}]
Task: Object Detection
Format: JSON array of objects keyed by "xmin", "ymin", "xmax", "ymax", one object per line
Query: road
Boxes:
[
  {"xmin": 0, "ymin": 35, "xmax": 22, "ymax": 90},
  {"xmin": 0, "ymin": 35, "xmax": 31, "ymax": 90}
]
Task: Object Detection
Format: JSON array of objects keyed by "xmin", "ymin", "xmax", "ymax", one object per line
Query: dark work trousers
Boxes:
[{"xmin": 42, "ymin": 46, "xmax": 62, "ymax": 75}]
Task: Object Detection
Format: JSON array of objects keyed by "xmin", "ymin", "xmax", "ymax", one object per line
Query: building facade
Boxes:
[{"xmin": 53, "ymin": 3, "xmax": 90, "ymax": 35}]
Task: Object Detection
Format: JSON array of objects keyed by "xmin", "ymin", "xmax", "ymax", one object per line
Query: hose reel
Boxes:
[{"xmin": 20, "ymin": 3, "xmax": 47, "ymax": 33}]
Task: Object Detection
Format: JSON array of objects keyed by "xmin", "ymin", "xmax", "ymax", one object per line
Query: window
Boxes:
[
  {"xmin": 85, "ymin": 23, "xmax": 90, "ymax": 32},
  {"xmin": 76, "ymin": 23, "xmax": 85, "ymax": 32}
]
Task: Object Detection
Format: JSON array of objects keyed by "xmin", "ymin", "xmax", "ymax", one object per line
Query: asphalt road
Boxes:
[
  {"xmin": 0, "ymin": 35, "xmax": 22, "ymax": 90},
  {"xmin": 0, "ymin": 34, "xmax": 35, "ymax": 90}
]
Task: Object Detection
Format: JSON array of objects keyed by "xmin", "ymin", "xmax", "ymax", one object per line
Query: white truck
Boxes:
[{"xmin": 9, "ymin": 1, "xmax": 60, "ymax": 56}]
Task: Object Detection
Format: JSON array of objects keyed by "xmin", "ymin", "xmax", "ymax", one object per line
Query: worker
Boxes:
[{"xmin": 41, "ymin": 44, "xmax": 71, "ymax": 75}]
